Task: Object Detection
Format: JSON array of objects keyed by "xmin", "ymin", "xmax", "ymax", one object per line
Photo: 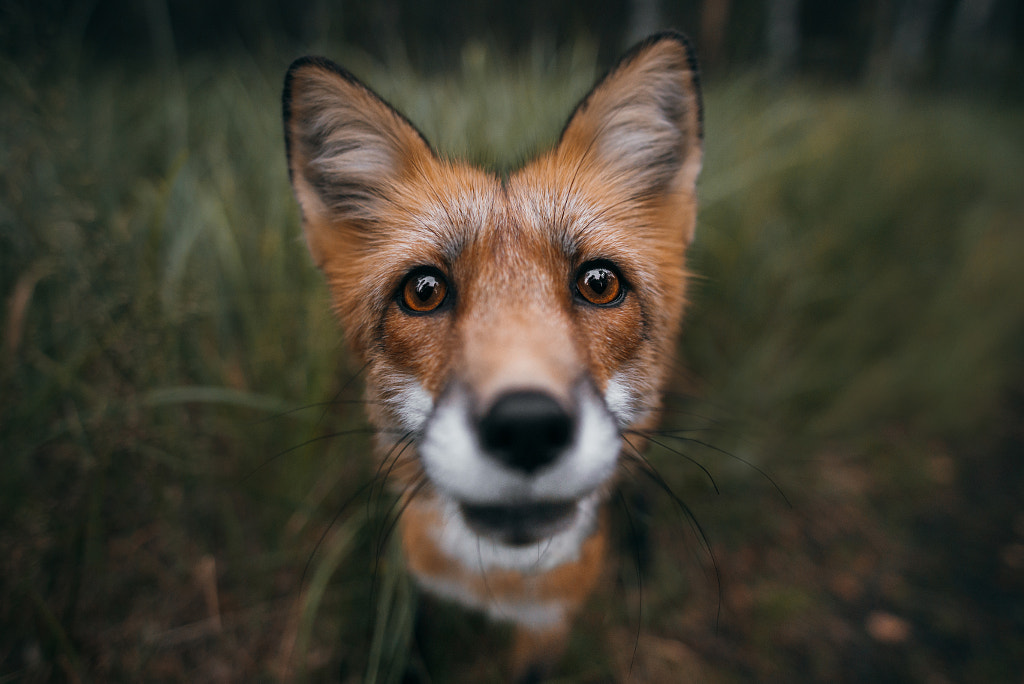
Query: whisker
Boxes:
[
  {"xmin": 644, "ymin": 430, "xmax": 791, "ymax": 507},
  {"xmin": 648, "ymin": 347, "xmax": 700, "ymax": 384},
  {"xmin": 656, "ymin": 403, "xmax": 727, "ymax": 427},
  {"xmin": 241, "ymin": 427, "xmax": 378, "ymax": 481},
  {"xmin": 621, "ymin": 435, "xmax": 723, "ymax": 632},
  {"xmin": 647, "ymin": 426, "xmax": 724, "ymax": 436},
  {"xmin": 316, "ymin": 359, "xmax": 372, "ymax": 427},
  {"xmin": 625, "ymin": 430, "xmax": 720, "ymax": 494},
  {"xmin": 301, "ymin": 479, "xmax": 376, "ymax": 589},
  {"xmin": 360, "ymin": 474, "xmax": 429, "ymax": 661},
  {"xmin": 255, "ymin": 398, "xmax": 386, "ymax": 425},
  {"xmin": 367, "ymin": 431, "xmax": 417, "ymax": 520},
  {"xmin": 534, "ymin": 534, "xmax": 556, "ymax": 571},
  {"xmin": 475, "ymin": 535, "xmax": 497, "ymax": 612},
  {"xmin": 374, "ymin": 475, "xmax": 430, "ymax": 577}
]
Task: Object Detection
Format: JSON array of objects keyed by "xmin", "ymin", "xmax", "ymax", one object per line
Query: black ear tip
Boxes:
[
  {"xmin": 286, "ymin": 55, "xmax": 323, "ymax": 75},
  {"xmin": 622, "ymin": 30, "xmax": 699, "ymax": 69},
  {"xmin": 633, "ymin": 30, "xmax": 696, "ymax": 51},
  {"xmin": 283, "ymin": 56, "xmax": 361, "ymax": 98},
  {"xmin": 282, "ymin": 56, "xmax": 340, "ymax": 126}
]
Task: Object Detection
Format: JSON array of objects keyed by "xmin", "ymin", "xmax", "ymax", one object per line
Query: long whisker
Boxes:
[
  {"xmin": 361, "ymin": 474, "xmax": 429, "ymax": 658},
  {"xmin": 316, "ymin": 359, "xmax": 372, "ymax": 427},
  {"xmin": 644, "ymin": 430, "xmax": 791, "ymax": 507},
  {"xmin": 241, "ymin": 427, "xmax": 379, "ymax": 481},
  {"xmin": 256, "ymin": 398, "xmax": 387, "ymax": 424},
  {"xmin": 368, "ymin": 431, "xmax": 417, "ymax": 519},
  {"xmin": 625, "ymin": 430, "xmax": 720, "ymax": 494},
  {"xmin": 655, "ymin": 402, "xmax": 727, "ymax": 427},
  {"xmin": 621, "ymin": 435, "xmax": 723, "ymax": 631},
  {"xmin": 476, "ymin": 535, "xmax": 497, "ymax": 613},
  {"xmin": 648, "ymin": 347, "xmax": 700, "ymax": 385},
  {"xmin": 300, "ymin": 478, "xmax": 376, "ymax": 589},
  {"xmin": 374, "ymin": 475, "xmax": 430, "ymax": 578}
]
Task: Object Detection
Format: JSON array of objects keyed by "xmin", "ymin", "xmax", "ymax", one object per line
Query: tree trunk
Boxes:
[
  {"xmin": 701, "ymin": 0, "xmax": 732, "ymax": 70},
  {"xmin": 765, "ymin": 0, "xmax": 800, "ymax": 79},
  {"xmin": 626, "ymin": 0, "xmax": 661, "ymax": 46}
]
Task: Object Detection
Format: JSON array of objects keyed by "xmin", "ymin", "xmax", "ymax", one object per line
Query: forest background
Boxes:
[{"xmin": 2, "ymin": 0, "xmax": 1023, "ymax": 681}]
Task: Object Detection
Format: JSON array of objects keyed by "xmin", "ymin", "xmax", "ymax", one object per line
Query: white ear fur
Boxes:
[
  {"xmin": 557, "ymin": 32, "xmax": 703, "ymax": 219},
  {"xmin": 282, "ymin": 57, "xmax": 433, "ymax": 264}
]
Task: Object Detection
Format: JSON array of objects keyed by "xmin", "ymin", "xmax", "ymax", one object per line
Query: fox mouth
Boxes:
[{"xmin": 459, "ymin": 500, "xmax": 578, "ymax": 546}]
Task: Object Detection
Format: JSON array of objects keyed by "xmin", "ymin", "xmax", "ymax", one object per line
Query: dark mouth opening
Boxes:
[{"xmin": 459, "ymin": 500, "xmax": 578, "ymax": 546}]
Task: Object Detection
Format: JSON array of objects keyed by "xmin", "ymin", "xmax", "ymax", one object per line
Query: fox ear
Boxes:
[
  {"xmin": 282, "ymin": 57, "xmax": 433, "ymax": 268},
  {"xmin": 557, "ymin": 31, "xmax": 703, "ymax": 240}
]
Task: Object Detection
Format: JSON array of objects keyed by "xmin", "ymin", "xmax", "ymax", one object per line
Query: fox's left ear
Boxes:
[{"xmin": 557, "ymin": 31, "xmax": 703, "ymax": 243}]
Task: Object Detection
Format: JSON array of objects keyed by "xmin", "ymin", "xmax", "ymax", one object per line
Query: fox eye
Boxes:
[
  {"xmin": 575, "ymin": 262, "xmax": 624, "ymax": 306},
  {"xmin": 400, "ymin": 267, "xmax": 449, "ymax": 314}
]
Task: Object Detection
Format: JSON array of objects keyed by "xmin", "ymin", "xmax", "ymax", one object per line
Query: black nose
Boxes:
[{"xmin": 479, "ymin": 391, "xmax": 574, "ymax": 474}]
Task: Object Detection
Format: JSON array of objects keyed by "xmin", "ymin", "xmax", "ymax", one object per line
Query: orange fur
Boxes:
[{"xmin": 283, "ymin": 31, "xmax": 703, "ymax": 679}]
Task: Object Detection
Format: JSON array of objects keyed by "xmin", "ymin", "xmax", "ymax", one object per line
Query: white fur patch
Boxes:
[
  {"xmin": 434, "ymin": 494, "xmax": 601, "ymax": 574},
  {"xmin": 379, "ymin": 372, "xmax": 434, "ymax": 432},
  {"xmin": 418, "ymin": 383, "xmax": 620, "ymax": 504},
  {"xmin": 603, "ymin": 368, "xmax": 650, "ymax": 428}
]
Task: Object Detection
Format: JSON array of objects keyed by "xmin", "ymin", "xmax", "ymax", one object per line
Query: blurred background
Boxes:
[{"xmin": 2, "ymin": 1, "xmax": 1023, "ymax": 681}]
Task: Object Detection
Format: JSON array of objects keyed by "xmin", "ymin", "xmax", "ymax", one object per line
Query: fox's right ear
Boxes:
[{"xmin": 282, "ymin": 57, "xmax": 433, "ymax": 268}]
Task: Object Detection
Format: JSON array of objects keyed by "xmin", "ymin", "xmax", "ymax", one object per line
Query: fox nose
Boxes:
[{"xmin": 479, "ymin": 391, "xmax": 574, "ymax": 474}]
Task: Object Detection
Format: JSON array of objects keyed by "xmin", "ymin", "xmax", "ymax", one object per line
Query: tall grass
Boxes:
[
  {"xmin": 2, "ymin": 40, "xmax": 1023, "ymax": 682},
  {"xmin": 690, "ymin": 80, "xmax": 1024, "ymax": 445}
]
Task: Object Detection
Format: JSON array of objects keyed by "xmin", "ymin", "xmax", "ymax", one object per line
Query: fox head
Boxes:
[{"xmin": 283, "ymin": 32, "xmax": 701, "ymax": 589}]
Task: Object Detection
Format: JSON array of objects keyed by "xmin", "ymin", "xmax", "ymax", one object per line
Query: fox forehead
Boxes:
[
  {"xmin": 362, "ymin": 167, "xmax": 658, "ymax": 403},
  {"xmin": 355, "ymin": 160, "xmax": 678, "ymax": 313}
]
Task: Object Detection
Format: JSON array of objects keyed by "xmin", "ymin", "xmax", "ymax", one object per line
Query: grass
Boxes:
[{"xmin": 2, "ymin": 39, "xmax": 1023, "ymax": 682}]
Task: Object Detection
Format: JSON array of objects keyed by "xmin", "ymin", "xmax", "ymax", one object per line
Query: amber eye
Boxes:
[
  {"xmin": 400, "ymin": 268, "xmax": 449, "ymax": 313},
  {"xmin": 575, "ymin": 262, "xmax": 623, "ymax": 306}
]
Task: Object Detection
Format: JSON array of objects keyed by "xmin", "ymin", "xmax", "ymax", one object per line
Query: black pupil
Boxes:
[
  {"xmin": 585, "ymin": 269, "xmax": 612, "ymax": 294},
  {"xmin": 414, "ymin": 275, "xmax": 438, "ymax": 302}
]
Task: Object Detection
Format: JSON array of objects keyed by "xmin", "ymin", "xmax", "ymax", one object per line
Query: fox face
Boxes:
[{"xmin": 284, "ymin": 31, "xmax": 702, "ymax": 676}]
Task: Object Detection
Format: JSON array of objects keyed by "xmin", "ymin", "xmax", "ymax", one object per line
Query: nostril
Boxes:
[
  {"xmin": 542, "ymin": 415, "xmax": 572, "ymax": 450},
  {"xmin": 479, "ymin": 391, "xmax": 575, "ymax": 474}
]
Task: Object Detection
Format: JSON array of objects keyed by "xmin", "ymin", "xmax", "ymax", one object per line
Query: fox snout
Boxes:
[
  {"xmin": 469, "ymin": 389, "xmax": 605, "ymax": 545},
  {"xmin": 419, "ymin": 378, "xmax": 621, "ymax": 546}
]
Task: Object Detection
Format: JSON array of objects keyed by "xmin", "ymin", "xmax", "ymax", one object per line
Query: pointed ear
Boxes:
[
  {"xmin": 557, "ymin": 31, "xmax": 703, "ymax": 241},
  {"xmin": 282, "ymin": 57, "xmax": 434, "ymax": 268}
]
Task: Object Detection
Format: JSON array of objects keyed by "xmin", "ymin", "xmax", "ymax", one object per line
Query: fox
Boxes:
[{"xmin": 282, "ymin": 30, "xmax": 703, "ymax": 681}]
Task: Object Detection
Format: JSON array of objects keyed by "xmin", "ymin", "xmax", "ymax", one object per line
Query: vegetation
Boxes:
[{"xmin": 2, "ymin": 38, "xmax": 1022, "ymax": 682}]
